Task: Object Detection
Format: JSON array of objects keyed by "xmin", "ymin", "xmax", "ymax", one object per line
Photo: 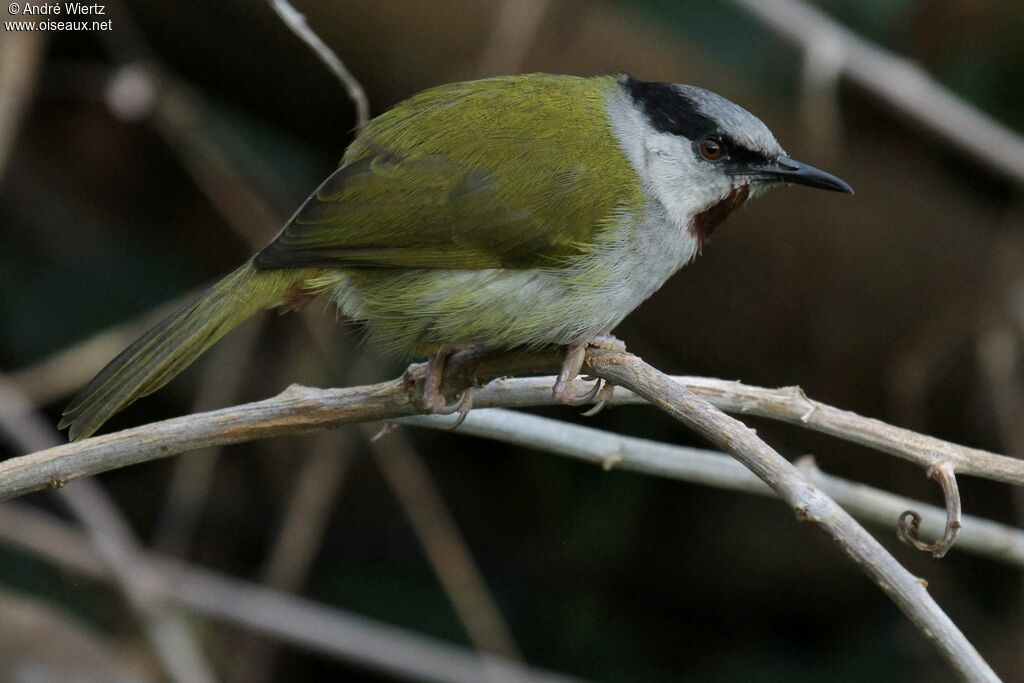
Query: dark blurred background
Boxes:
[{"xmin": 1, "ymin": 0, "xmax": 1023, "ymax": 681}]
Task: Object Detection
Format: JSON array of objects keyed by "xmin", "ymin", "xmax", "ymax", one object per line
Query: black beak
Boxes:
[{"xmin": 739, "ymin": 156, "xmax": 854, "ymax": 194}]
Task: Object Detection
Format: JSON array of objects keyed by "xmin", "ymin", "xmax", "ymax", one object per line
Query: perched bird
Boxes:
[{"xmin": 61, "ymin": 74, "xmax": 852, "ymax": 440}]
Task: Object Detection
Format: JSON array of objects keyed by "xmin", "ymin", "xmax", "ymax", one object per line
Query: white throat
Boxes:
[{"xmin": 604, "ymin": 85, "xmax": 738, "ymax": 235}]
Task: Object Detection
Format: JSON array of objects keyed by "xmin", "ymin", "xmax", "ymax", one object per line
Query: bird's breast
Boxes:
[{"xmin": 575, "ymin": 202, "xmax": 699, "ymax": 322}]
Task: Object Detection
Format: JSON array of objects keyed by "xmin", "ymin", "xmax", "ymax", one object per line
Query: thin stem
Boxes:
[
  {"xmin": 582, "ymin": 350, "xmax": 998, "ymax": 682},
  {"xmin": 394, "ymin": 410, "xmax": 1024, "ymax": 568},
  {"xmin": 269, "ymin": 0, "xmax": 370, "ymax": 130}
]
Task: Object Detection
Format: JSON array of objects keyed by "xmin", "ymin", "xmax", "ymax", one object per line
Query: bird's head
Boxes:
[{"xmin": 611, "ymin": 76, "xmax": 852, "ymax": 249}]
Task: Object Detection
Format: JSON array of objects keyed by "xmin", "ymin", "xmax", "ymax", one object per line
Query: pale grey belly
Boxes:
[{"xmin": 332, "ymin": 210, "xmax": 697, "ymax": 354}]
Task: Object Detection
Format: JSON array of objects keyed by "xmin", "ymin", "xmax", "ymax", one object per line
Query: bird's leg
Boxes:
[
  {"xmin": 553, "ymin": 335, "xmax": 624, "ymax": 410},
  {"xmin": 420, "ymin": 347, "xmax": 474, "ymax": 425},
  {"xmin": 552, "ymin": 343, "xmax": 587, "ymax": 404},
  {"xmin": 420, "ymin": 348, "xmax": 450, "ymax": 411}
]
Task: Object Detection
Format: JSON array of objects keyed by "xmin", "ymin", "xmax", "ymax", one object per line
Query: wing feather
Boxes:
[{"xmin": 254, "ymin": 75, "xmax": 641, "ymax": 272}]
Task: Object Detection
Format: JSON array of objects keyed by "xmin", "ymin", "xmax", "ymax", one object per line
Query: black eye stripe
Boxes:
[
  {"xmin": 624, "ymin": 75, "xmax": 717, "ymax": 140},
  {"xmin": 727, "ymin": 142, "xmax": 770, "ymax": 166},
  {"xmin": 624, "ymin": 76, "xmax": 772, "ymax": 167}
]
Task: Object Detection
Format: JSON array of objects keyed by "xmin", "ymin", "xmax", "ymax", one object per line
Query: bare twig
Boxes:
[
  {"xmin": 727, "ymin": 0, "xmax": 1024, "ymax": 186},
  {"xmin": 0, "ymin": 375, "xmax": 219, "ymax": 683},
  {"xmin": 394, "ymin": 410, "xmax": 1024, "ymax": 567},
  {"xmin": 5, "ymin": 351, "xmax": 1024, "ymax": 500},
  {"xmin": 0, "ymin": 503, "xmax": 586, "ymax": 683},
  {"xmin": 580, "ymin": 350, "xmax": 997, "ymax": 682},
  {"xmin": 369, "ymin": 425, "xmax": 523, "ymax": 663},
  {"xmin": 269, "ymin": 0, "xmax": 370, "ymax": 131},
  {"xmin": 651, "ymin": 377, "xmax": 1024, "ymax": 485},
  {"xmin": 0, "ymin": 350, "xmax": 1009, "ymax": 678}
]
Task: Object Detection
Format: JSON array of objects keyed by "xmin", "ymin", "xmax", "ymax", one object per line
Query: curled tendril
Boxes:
[{"xmin": 896, "ymin": 464, "xmax": 962, "ymax": 558}]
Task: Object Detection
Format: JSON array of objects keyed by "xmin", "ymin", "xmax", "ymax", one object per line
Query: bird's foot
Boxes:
[
  {"xmin": 552, "ymin": 338, "xmax": 621, "ymax": 409},
  {"xmin": 419, "ymin": 348, "xmax": 474, "ymax": 428}
]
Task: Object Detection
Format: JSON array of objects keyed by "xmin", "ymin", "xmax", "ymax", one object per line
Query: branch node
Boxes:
[
  {"xmin": 789, "ymin": 385, "xmax": 817, "ymax": 422},
  {"xmin": 600, "ymin": 448, "xmax": 623, "ymax": 471},
  {"xmin": 370, "ymin": 423, "xmax": 396, "ymax": 442},
  {"xmin": 280, "ymin": 383, "xmax": 309, "ymax": 400},
  {"xmin": 794, "ymin": 454, "xmax": 818, "ymax": 471}
]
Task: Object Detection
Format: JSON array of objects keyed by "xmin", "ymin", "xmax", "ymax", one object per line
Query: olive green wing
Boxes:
[
  {"xmin": 254, "ymin": 74, "xmax": 643, "ymax": 272},
  {"xmin": 255, "ymin": 149, "xmax": 585, "ymax": 270}
]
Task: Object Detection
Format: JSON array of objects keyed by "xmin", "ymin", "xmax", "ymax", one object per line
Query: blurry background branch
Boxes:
[
  {"xmin": 727, "ymin": 0, "xmax": 1024, "ymax": 186},
  {"xmin": 0, "ymin": 374, "xmax": 218, "ymax": 683},
  {"xmin": 397, "ymin": 409, "xmax": 1024, "ymax": 568},
  {"xmin": 0, "ymin": 502, "xmax": 584, "ymax": 683},
  {"xmin": 224, "ymin": 429, "xmax": 354, "ymax": 683},
  {"xmin": 4, "ymin": 0, "xmax": 1024, "ymax": 679},
  {"xmin": 475, "ymin": 0, "xmax": 553, "ymax": 77},
  {"xmin": 0, "ymin": 30, "xmax": 47, "ymax": 186},
  {"xmin": 366, "ymin": 424, "xmax": 524, "ymax": 663}
]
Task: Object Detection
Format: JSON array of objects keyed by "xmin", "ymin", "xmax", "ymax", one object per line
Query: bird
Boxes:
[{"xmin": 60, "ymin": 73, "xmax": 852, "ymax": 441}]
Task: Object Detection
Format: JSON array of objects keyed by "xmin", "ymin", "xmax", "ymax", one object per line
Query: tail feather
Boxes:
[{"xmin": 60, "ymin": 263, "xmax": 317, "ymax": 441}]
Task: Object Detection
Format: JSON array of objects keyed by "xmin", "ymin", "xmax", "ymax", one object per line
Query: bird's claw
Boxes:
[
  {"xmin": 581, "ymin": 380, "xmax": 615, "ymax": 416},
  {"xmin": 419, "ymin": 348, "xmax": 474, "ymax": 428},
  {"xmin": 444, "ymin": 389, "xmax": 474, "ymax": 430},
  {"xmin": 555, "ymin": 376, "xmax": 604, "ymax": 406},
  {"xmin": 553, "ymin": 339, "xmax": 619, "ymax": 410}
]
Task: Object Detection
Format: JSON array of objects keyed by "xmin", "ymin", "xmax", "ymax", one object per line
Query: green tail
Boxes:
[{"xmin": 60, "ymin": 262, "xmax": 323, "ymax": 441}]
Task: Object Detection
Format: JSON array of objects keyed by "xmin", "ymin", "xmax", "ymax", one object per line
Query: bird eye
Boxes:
[{"xmin": 698, "ymin": 137, "xmax": 726, "ymax": 161}]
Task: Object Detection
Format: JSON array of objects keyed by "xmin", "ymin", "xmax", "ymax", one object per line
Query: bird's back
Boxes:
[{"xmin": 339, "ymin": 74, "xmax": 644, "ymax": 257}]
